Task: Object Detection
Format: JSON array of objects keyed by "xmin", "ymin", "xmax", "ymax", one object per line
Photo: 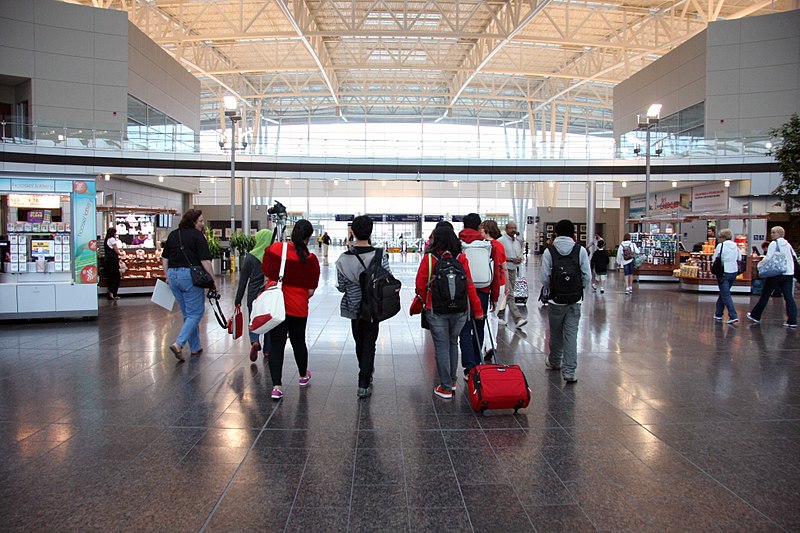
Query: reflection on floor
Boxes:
[{"xmin": 1, "ymin": 249, "xmax": 798, "ymax": 532}]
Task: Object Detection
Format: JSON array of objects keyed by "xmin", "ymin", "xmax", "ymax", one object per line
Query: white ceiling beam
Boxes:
[{"xmin": 447, "ymin": 0, "xmax": 552, "ymax": 110}]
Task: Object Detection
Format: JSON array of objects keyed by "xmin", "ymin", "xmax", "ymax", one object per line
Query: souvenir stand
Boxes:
[
  {"xmin": 674, "ymin": 213, "xmax": 767, "ymax": 293},
  {"xmin": 0, "ymin": 177, "xmax": 98, "ymax": 319},
  {"xmin": 626, "ymin": 217, "xmax": 690, "ymax": 282},
  {"xmin": 96, "ymin": 206, "xmax": 177, "ymax": 295}
]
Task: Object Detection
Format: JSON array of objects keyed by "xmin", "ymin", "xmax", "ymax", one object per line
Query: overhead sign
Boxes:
[
  {"xmin": 451, "ymin": 215, "xmax": 464, "ymax": 223},
  {"xmin": 423, "ymin": 215, "xmax": 444, "ymax": 222},
  {"xmin": 366, "ymin": 213, "xmax": 384, "ymax": 222},
  {"xmin": 692, "ymin": 183, "xmax": 729, "ymax": 213},
  {"xmin": 386, "ymin": 214, "xmax": 421, "ymax": 223},
  {"xmin": 334, "ymin": 214, "xmax": 355, "ymax": 222},
  {"xmin": 8, "ymin": 194, "xmax": 62, "ymax": 209}
]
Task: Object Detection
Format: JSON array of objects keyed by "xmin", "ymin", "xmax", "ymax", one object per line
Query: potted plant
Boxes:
[
  {"xmin": 206, "ymin": 228, "xmax": 222, "ymax": 275},
  {"xmin": 230, "ymin": 231, "xmax": 256, "ymax": 260}
]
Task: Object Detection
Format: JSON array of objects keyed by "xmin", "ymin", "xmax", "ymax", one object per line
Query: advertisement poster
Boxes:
[
  {"xmin": 692, "ymin": 183, "xmax": 729, "ymax": 213},
  {"xmin": 72, "ymin": 180, "xmax": 98, "ymax": 284},
  {"xmin": 630, "ymin": 192, "xmax": 686, "ymax": 218}
]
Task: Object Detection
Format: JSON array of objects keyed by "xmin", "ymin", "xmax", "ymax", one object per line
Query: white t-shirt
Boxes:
[
  {"xmin": 713, "ymin": 240, "xmax": 742, "ymax": 274},
  {"xmin": 106, "ymin": 237, "xmax": 118, "ymax": 249}
]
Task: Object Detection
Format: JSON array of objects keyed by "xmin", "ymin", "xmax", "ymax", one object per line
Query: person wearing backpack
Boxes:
[
  {"xmin": 616, "ymin": 233, "xmax": 640, "ymax": 294},
  {"xmin": 458, "ymin": 213, "xmax": 502, "ymax": 378},
  {"xmin": 541, "ymin": 219, "xmax": 591, "ymax": 383},
  {"xmin": 336, "ymin": 215, "xmax": 397, "ymax": 398},
  {"xmin": 416, "ymin": 225, "xmax": 483, "ymax": 399},
  {"xmin": 590, "ymin": 239, "xmax": 610, "ymax": 294}
]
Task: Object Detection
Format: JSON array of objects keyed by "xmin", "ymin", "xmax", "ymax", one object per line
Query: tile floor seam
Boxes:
[
  {"xmin": 196, "ymin": 373, "xmax": 286, "ymax": 533},
  {"xmin": 345, "ymin": 399, "xmax": 363, "ymax": 532},
  {"xmin": 440, "ymin": 389, "xmax": 477, "ymax": 533},
  {"xmin": 650, "ymin": 434, "xmax": 791, "ymax": 532}
]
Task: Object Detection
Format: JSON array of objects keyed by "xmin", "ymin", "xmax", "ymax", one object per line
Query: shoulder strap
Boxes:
[
  {"xmin": 276, "ymin": 241, "xmax": 288, "ymax": 288},
  {"xmin": 177, "ymin": 229, "xmax": 196, "ymax": 267}
]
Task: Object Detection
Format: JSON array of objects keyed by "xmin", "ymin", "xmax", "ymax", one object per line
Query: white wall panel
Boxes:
[
  {"xmin": 740, "ymin": 38, "xmax": 799, "ymax": 68},
  {"xmin": 0, "ymin": 46, "xmax": 34, "ymax": 77},
  {"xmin": 740, "ymin": 64, "xmax": 799, "ymax": 94},
  {"xmin": 93, "ymin": 59, "xmax": 128, "ymax": 87},
  {"xmin": 94, "ymin": 32, "xmax": 127, "ymax": 61},
  {"xmin": 35, "ymin": 26, "xmax": 94, "ymax": 57},
  {"xmin": 0, "ymin": 0, "xmax": 34, "ymax": 22},
  {"xmin": 34, "ymin": 52, "xmax": 94, "ymax": 84},
  {"xmin": 0, "ymin": 19, "xmax": 35, "ymax": 50},
  {"xmin": 34, "ymin": 0, "xmax": 93, "ymax": 31}
]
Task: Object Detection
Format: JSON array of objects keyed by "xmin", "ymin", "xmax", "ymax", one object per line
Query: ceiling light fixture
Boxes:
[
  {"xmin": 284, "ymin": 179, "xmax": 290, "ymax": 185},
  {"xmin": 671, "ymin": 180, "xmax": 678, "ymax": 188},
  {"xmin": 724, "ymin": 180, "xmax": 731, "ymax": 188},
  {"xmin": 548, "ymin": 181, "xmax": 554, "ymax": 188},
  {"xmin": 103, "ymin": 174, "xmax": 110, "ymax": 181},
  {"xmin": 158, "ymin": 176, "xmax": 164, "ymax": 183},
  {"xmin": 621, "ymin": 181, "xmax": 627, "ymax": 188}
]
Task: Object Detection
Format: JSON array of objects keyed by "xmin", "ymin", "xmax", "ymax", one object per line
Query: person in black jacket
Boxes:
[
  {"xmin": 590, "ymin": 239, "xmax": 610, "ymax": 294},
  {"xmin": 103, "ymin": 227, "xmax": 124, "ymax": 300},
  {"xmin": 162, "ymin": 209, "xmax": 216, "ymax": 362},
  {"xmin": 235, "ymin": 228, "xmax": 273, "ymax": 362}
]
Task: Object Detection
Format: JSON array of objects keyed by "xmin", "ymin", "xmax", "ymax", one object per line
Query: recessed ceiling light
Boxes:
[
  {"xmin": 158, "ymin": 176, "xmax": 164, "ymax": 183},
  {"xmin": 621, "ymin": 181, "xmax": 627, "ymax": 188},
  {"xmin": 671, "ymin": 180, "xmax": 678, "ymax": 188},
  {"xmin": 724, "ymin": 180, "xmax": 730, "ymax": 187},
  {"xmin": 103, "ymin": 174, "xmax": 110, "ymax": 181}
]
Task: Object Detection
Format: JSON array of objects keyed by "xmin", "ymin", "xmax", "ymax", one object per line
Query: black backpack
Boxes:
[
  {"xmin": 354, "ymin": 248, "xmax": 402, "ymax": 323},
  {"xmin": 429, "ymin": 252, "xmax": 469, "ymax": 314},
  {"xmin": 549, "ymin": 244, "xmax": 584, "ymax": 305}
]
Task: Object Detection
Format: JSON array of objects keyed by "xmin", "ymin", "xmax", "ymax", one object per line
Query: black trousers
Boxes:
[
  {"xmin": 352, "ymin": 319, "xmax": 380, "ymax": 388},
  {"xmin": 268, "ymin": 315, "xmax": 309, "ymax": 387},
  {"xmin": 105, "ymin": 260, "xmax": 120, "ymax": 297}
]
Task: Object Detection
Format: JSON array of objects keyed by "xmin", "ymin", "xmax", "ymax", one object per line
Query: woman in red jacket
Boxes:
[
  {"xmin": 262, "ymin": 220, "xmax": 320, "ymax": 400},
  {"xmin": 415, "ymin": 225, "xmax": 483, "ymax": 400}
]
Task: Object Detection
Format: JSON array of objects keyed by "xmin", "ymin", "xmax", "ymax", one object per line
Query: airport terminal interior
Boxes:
[{"xmin": 2, "ymin": 0, "xmax": 800, "ymax": 531}]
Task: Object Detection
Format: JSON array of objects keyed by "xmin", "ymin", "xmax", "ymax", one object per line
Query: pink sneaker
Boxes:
[
  {"xmin": 298, "ymin": 370, "xmax": 312, "ymax": 386},
  {"xmin": 271, "ymin": 388, "xmax": 283, "ymax": 400}
]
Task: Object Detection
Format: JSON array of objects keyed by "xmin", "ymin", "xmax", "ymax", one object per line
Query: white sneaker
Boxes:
[
  {"xmin": 626, "ymin": 288, "xmax": 632, "ymax": 294},
  {"xmin": 746, "ymin": 312, "xmax": 760, "ymax": 324},
  {"xmin": 516, "ymin": 319, "xmax": 528, "ymax": 328},
  {"xmin": 591, "ymin": 283, "xmax": 597, "ymax": 292},
  {"xmin": 497, "ymin": 318, "xmax": 507, "ymax": 326},
  {"xmin": 726, "ymin": 318, "xmax": 739, "ymax": 324}
]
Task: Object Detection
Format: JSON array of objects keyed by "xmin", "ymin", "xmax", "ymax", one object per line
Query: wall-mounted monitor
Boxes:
[{"xmin": 30, "ymin": 240, "xmax": 55, "ymax": 258}]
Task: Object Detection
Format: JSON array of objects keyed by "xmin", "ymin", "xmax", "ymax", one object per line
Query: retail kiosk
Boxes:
[
  {"xmin": 96, "ymin": 206, "xmax": 176, "ymax": 295},
  {"xmin": 674, "ymin": 213, "xmax": 767, "ymax": 293},
  {"xmin": 0, "ymin": 177, "xmax": 98, "ymax": 319},
  {"xmin": 627, "ymin": 217, "xmax": 689, "ymax": 282}
]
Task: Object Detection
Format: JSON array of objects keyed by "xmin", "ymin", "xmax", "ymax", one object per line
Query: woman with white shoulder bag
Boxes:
[{"xmin": 747, "ymin": 226, "xmax": 797, "ymax": 328}]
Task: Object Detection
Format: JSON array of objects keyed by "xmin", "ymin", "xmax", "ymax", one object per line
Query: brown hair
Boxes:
[
  {"xmin": 178, "ymin": 208, "xmax": 203, "ymax": 229},
  {"xmin": 480, "ymin": 220, "xmax": 501, "ymax": 239}
]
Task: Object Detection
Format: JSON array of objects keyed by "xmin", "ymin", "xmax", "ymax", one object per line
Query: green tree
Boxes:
[{"xmin": 771, "ymin": 112, "xmax": 800, "ymax": 213}]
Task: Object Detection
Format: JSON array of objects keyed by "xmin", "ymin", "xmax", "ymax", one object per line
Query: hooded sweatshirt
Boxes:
[
  {"xmin": 458, "ymin": 228, "xmax": 502, "ymax": 303},
  {"xmin": 540, "ymin": 236, "xmax": 591, "ymax": 305},
  {"xmin": 336, "ymin": 246, "xmax": 392, "ymax": 319}
]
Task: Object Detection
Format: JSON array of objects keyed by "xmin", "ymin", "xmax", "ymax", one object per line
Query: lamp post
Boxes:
[
  {"xmin": 223, "ymin": 96, "xmax": 241, "ymax": 251},
  {"xmin": 637, "ymin": 103, "xmax": 662, "ymax": 218}
]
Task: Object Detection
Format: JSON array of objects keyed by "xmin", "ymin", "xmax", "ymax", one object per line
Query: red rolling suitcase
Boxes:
[{"xmin": 467, "ymin": 321, "xmax": 531, "ymax": 413}]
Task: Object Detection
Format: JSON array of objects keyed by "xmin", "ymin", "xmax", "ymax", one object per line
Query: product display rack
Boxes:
[
  {"xmin": 630, "ymin": 232, "xmax": 681, "ymax": 282},
  {"xmin": 98, "ymin": 248, "xmax": 164, "ymax": 295},
  {"xmin": 676, "ymin": 252, "xmax": 758, "ymax": 293}
]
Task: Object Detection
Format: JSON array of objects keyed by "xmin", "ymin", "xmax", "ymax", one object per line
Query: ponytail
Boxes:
[{"xmin": 291, "ymin": 219, "xmax": 313, "ymax": 263}]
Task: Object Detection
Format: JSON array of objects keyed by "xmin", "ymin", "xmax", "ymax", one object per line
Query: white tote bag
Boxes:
[{"xmin": 249, "ymin": 241, "xmax": 287, "ymax": 335}]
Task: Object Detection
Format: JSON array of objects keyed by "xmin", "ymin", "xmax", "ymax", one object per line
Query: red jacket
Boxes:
[
  {"xmin": 415, "ymin": 252, "xmax": 483, "ymax": 317},
  {"xmin": 263, "ymin": 241, "xmax": 320, "ymax": 317},
  {"xmin": 458, "ymin": 228, "xmax": 502, "ymax": 303}
]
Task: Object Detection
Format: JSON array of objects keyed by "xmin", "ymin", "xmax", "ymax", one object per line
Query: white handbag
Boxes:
[{"xmin": 249, "ymin": 241, "xmax": 287, "ymax": 335}]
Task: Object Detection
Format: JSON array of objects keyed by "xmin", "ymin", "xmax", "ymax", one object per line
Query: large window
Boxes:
[{"xmin": 126, "ymin": 95, "xmax": 195, "ymax": 151}]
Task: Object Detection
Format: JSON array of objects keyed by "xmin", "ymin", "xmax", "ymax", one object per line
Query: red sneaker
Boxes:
[{"xmin": 249, "ymin": 342, "xmax": 261, "ymax": 362}]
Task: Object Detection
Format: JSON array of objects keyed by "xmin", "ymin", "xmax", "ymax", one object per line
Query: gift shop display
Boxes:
[{"xmin": 0, "ymin": 178, "xmax": 98, "ymax": 319}]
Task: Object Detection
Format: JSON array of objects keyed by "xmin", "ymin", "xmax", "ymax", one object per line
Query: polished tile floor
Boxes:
[{"xmin": 1, "ymin": 249, "xmax": 799, "ymax": 532}]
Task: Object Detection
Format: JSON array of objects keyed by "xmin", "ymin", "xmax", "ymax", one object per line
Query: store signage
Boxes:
[
  {"xmin": 334, "ymin": 214, "xmax": 355, "ymax": 222},
  {"xmin": 11, "ymin": 179, "xmax": 56, "ymax": 193},
  {"xmin": 8, "ymin": 194, "xmax": 62, "ymax": 209},
  {"xmin": 629, "ymin": 193, "xmax": 684, "ymax": 217},
  {"xmin": 72, "ymin": 180, "xmax": 98, "ymax": 284},
  {"xmin": 692, "ymin": 183, "xmax": 728, "ymax": 213},
  {"xmin": 423, "ymin": 215, "xmax": 444, "ymax": 222},
  {"xmin": 26, "ymin": 210, "xmax": 52, "ymax": 223},
  {"xmin": 386, "ymin": 214, "xmax": 421, "ymax": 223}
]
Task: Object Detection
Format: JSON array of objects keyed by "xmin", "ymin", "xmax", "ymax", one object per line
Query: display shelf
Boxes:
[
  {"xmin": 98, "ymin": 249, "xmax": 163, "ymax": 295},
  {"xmin": 630, "ymin": 232, "xmax": 680, "ymax": 282}
]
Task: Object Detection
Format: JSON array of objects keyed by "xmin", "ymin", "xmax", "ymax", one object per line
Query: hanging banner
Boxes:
[
  {"xmin": 692, "ymin": 183, "xmax": 729, "ymax": 213},
  {"xmin": 72, "ymin": 180, "xmax": 98, "ymax": 284}
]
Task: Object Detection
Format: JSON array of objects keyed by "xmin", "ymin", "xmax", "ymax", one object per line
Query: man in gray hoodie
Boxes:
[
  {"xmin": 336, "ymin": 215, "xmax": 392, "ymax": 398},
  {"xmin": 540, "ymin": 219, "xmax": 591, "ymax": 383}
]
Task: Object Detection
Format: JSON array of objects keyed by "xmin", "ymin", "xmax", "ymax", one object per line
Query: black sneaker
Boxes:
[
  {"xmin": 483, "ymin": 349, "xmax": 495, "ymax": 363},
  {"xmin": 545, "ymin": 360, "xmax": 561, "ymax": 371},
  {"xmin": 563, "ymin": 374, "xmax": 577, "ymax": 383},
  {"xmin": 357, "ymin": 385, "xmax": 372, "ymax": 398}
]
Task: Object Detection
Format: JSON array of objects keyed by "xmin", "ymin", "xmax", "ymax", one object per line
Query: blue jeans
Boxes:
[
  {"xmin": 427, "ymin": 309, "xmax": 468, "ymax": 390},
  {"xmin": 547, "ymin": 303, "xmax": 581, "ymax": 376},
  {"xmin": 715, "ymin": 272, "xmax": 739, "ymax": 320},
  {"xmin": 458, "ymin": 291, "xmax": 489, "ymax": 374},
  {"xmin": 750, "ymin": 275, "xmax": 797, "ymax": 325},
  {"xmin": 168, "ymin": 268, "xmax": 205, "ymax": 352}
]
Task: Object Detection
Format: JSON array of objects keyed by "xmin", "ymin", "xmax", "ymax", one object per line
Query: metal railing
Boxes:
[{"xmin": 0, "ymin": 120, "xmax": 776, "ymax": 161}]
